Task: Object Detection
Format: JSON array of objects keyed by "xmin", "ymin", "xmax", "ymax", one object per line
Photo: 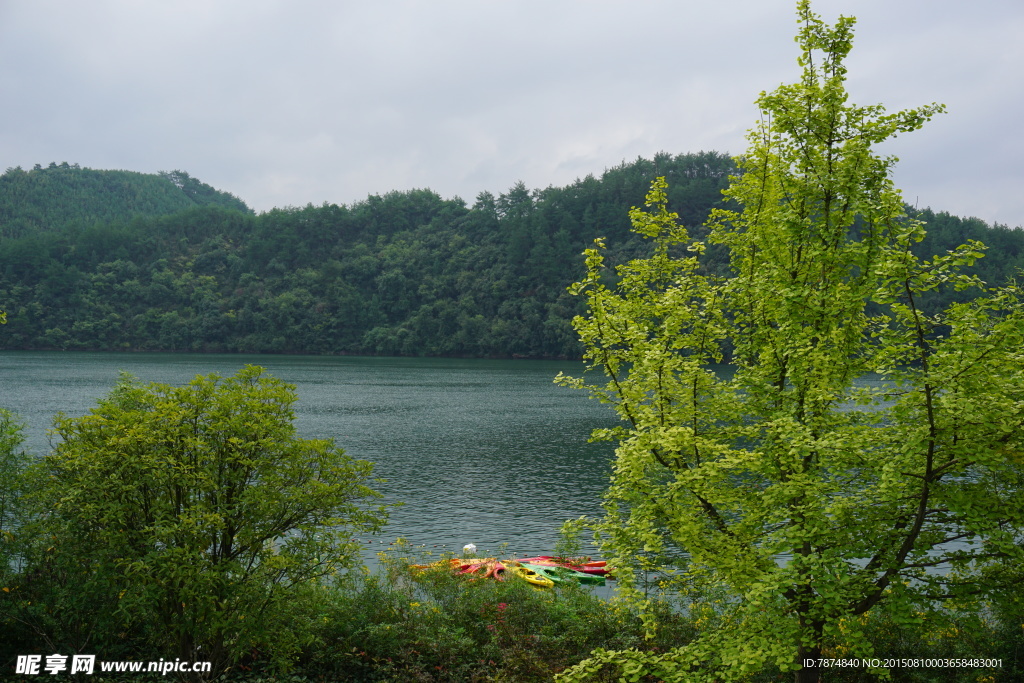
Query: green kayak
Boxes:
[{"xmin": 519, "ymin": 562, "xmax": 606, "ymax": 586}]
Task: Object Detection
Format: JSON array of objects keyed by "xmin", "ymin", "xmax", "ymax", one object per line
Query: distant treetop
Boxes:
[{"xmin": 0, "ymin": 164, "xmax": 251, "ymax": 238}]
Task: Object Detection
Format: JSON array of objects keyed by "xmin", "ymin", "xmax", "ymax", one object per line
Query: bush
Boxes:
[{"xmin": 6, "ymin": 366, "xmax": 388, "ymax": 674}]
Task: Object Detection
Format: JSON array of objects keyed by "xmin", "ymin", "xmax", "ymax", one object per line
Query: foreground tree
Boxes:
[
  {"xmin": 557, "ymin": 2, "xmax": 1024, "ymax": 681},
  {"xmin": 13, "ymin": 366, "xmax": 387, "ymax": 671}
]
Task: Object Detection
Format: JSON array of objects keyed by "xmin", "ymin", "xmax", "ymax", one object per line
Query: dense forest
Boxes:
[{"xmin": 0, "ymin": 154, "xmax": 1020, "ymax": 358}]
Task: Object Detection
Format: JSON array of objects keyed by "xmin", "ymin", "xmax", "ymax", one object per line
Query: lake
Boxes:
[
  {"xmin": 3, "ymin": 352, "xmax": 973, "ymax": 588},
  {"xmin": 0, "ymin": 351, "xmax": 618, "ymax": 561}
]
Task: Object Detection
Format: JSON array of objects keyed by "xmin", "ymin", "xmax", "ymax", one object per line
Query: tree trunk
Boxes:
[
  {"xmin": 795, "ymin": 642, "xmax": 821, "ymax": 683},
  {"xmin": 790, "ymin": 630, "xmax": 823, "ymax": 683}
]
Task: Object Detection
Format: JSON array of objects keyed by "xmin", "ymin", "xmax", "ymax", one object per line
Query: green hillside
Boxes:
[
  {"xmin": 0, "ymin": 163, "xmax": 250, "ymax": 238},
  {"xmin": 0, "ymin": 152, "xmax": 1020, "ymax": 358}
]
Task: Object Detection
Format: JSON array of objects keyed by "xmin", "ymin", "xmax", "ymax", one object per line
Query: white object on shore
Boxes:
[{"xmin": 462, "ymin": 543, "xmax": 477, "ymax": 555}]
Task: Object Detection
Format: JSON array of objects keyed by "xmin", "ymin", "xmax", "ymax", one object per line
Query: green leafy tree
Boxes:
[
  {"xmin": 557, "ymin": 3, "xmax": 1024, "ymax": 681},
  {"xmin": 18, "ymin": 366, "xmax": 388, "ymax": 671}
]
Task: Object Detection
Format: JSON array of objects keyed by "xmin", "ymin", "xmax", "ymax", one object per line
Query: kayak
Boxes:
[
  {"xmin": 519, "ymin": 562, "xmax": 605, "ymax": 586},
  {"xmin": 514, "ymin": 556, "xmax": 612, "ymax": 577},
  {"xmin": 456, "ymin": 558, "xmax": 503, "ymax": 579},
  {"xmin": 502, "ymin": 561, "xmax": 555, "ymax": 588}
]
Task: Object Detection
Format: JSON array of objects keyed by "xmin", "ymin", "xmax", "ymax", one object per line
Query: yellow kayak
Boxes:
[{"xmin": 504, "ymin": 561, "xmax": 555, "ymax": 588}]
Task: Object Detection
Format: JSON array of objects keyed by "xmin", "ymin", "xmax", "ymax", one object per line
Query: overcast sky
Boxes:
[{"xmin": 1, "ymin": 0, "xmax": 1021, "ymax": 227}]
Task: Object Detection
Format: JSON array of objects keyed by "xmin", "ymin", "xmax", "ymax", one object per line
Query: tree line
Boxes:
[{"xmin": 0, "ymin": 153, "xmax": 1020, "ymax": 359}]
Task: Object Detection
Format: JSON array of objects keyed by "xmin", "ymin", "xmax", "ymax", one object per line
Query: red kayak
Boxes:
[{"xmin": 514, "ymin": 556, "xmax": 612, "ymax": 577}]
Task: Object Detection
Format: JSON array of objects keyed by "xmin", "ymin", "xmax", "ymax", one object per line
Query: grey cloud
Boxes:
[{"xmin": 1, "ymin": 0, "xmax": 1021, "ymax": 227}]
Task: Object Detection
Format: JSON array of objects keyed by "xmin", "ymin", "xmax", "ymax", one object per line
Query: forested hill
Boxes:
[
  {"xmin": 0, "ymin": 164, "xmax": 251, "ymax": 238},
  {"xmin": 0, "ymin": 151, "xmax": 1021, "ymax": 358}
]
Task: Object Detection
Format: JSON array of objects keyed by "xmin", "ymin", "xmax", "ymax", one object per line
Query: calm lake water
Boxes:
[
  {"xmin": 0, "ymin": 352, "xmax": 618, "ymax": 561},
  {"xmin": 3, "ymin": 352, "xmax": 969, "ymax": 589}
]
